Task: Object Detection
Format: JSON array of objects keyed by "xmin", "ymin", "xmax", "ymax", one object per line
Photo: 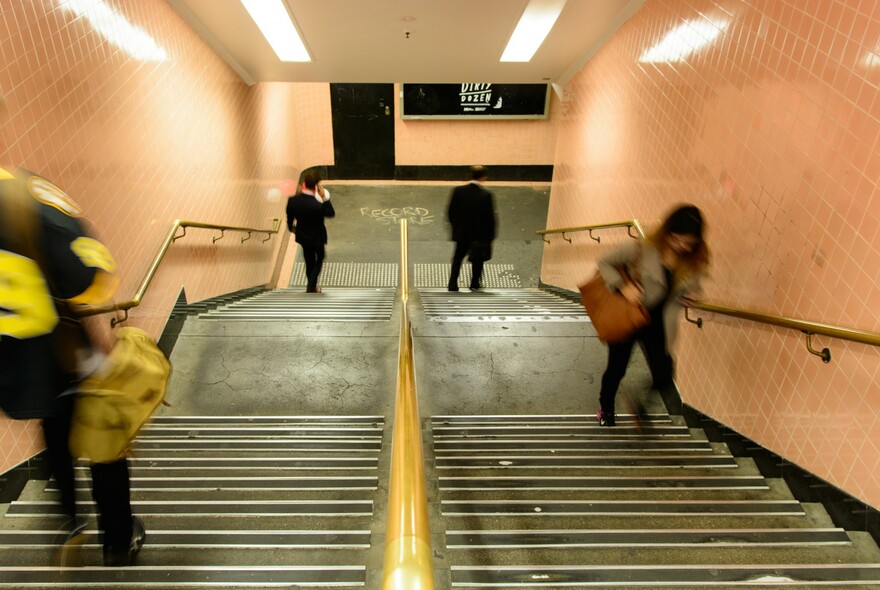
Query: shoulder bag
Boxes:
[{"xmin": 579, "ymin": 245, "xmax": 650, "ymax": 343}]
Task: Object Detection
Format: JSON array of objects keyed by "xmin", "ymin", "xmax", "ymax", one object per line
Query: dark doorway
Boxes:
[{"xmin": 330, "ymin": 84, "xmax": 395, "ymax": 179}]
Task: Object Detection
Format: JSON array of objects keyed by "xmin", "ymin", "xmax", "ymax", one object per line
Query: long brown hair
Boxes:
[{"xmin": 647, "ymin": 204, "xmax": 710, "ymax": 282}]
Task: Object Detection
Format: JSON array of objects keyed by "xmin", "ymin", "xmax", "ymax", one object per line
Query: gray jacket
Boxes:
[{"xmin": 596, "ymin": 240, "xmax": 703, "ymax": 347}]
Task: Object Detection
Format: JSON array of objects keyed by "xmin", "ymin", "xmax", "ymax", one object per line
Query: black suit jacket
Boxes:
[
  {"xmin": 447, "ymin": 182, "xmax": 496, "ymax": 243},
  {"xmin": 286, "ymin": 192, "xmax": 336, "ymax": 246}
]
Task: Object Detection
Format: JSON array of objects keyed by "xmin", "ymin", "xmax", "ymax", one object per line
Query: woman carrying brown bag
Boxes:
[{"xmin": 595, "ymin": 204, "xmax": 710, "ymax": 426}]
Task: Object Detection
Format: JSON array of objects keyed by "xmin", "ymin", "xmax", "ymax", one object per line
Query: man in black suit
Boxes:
[
  {"xmin": 286, "ymin": 170, "xmax": 335, "ymax": 293},
  {"xmin": 447, "ymin": 166, "xmax": 497, "ymax": 291}
]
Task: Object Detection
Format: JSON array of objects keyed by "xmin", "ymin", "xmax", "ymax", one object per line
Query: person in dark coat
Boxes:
[
  {"xmin": 285, "ymin": 170, "xmax": 335, "ymax": 293},
  {"xmin": 446, "ymin": 166, "xmax": 497, "ymax": 291}
]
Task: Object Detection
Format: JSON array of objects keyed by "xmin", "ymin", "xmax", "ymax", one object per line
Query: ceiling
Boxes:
[{"xmin": 165, "ymin": 0, "xmax": 645, "ymax": 85}]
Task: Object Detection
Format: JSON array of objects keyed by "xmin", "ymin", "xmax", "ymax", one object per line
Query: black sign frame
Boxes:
[{"xmin": 401, "ymin": 83, "xmax": 550, "ymax": 120}]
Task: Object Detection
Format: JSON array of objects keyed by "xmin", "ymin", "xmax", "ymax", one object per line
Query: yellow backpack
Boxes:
[{"xmin": 69, "ymin": 327, "xmax": 171, "ymax": 463}]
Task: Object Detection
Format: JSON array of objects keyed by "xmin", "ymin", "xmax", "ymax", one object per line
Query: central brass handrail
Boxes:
[
  {"xmin": 538, "ymin": 220, "xmax": 880, "ymax": 362},
  {"xmin": 78, "ymin": 218, "xmax": 281, "ymax": 325},
  {"xmin": 382, "ymin": 219, "xmax": 434, "ymax": 590}
]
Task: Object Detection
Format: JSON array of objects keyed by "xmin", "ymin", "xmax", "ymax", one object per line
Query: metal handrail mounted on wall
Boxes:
[
  {"xmin": 539, "ymin": 220, "xmax": 880, "ymax": 362},
  {"xmin": 382, "ymin": 219, "xmax": 435, "ymax": 590},
  {"xmin": 76, "ymin": 218, "xmax": 281, "ymax": 326}
]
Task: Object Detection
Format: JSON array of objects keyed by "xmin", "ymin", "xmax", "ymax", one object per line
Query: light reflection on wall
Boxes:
[
  {"xmin": 863, "ymin": 43, "xmax": 880, "ymax": 68},
  {"xmin": 57, "ymin": 0, "xmax": 169, "ymax": 62},
  {"xmin": 640, "ymin": 18, "xmax": 728, "ymax": 64}
]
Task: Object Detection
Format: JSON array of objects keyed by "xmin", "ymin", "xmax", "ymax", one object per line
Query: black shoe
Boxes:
[
  {"xmin": 448, "ymin": 286, "xmax": 459, "ymax": 292},
  {"xmin": 469, "ymin": 286, "xmax": 482, "ymax": 292},
  {"xmin": 103, "ymin": 516, "xmax": 145, "ymax": 567},
  {"xmin": 56, "ymin": 517, "xmax": 88, "ymax": 567},
  {"xmin": 596, "ymin": 410, "xmax": 615, "ymax": 427}
]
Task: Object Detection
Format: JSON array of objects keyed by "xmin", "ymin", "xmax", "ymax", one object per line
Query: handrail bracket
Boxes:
[
  {"xmin": 588, "ymin": 229, "xmax": 600, "ymax": 243},
  {"xmin": 212, "ymin": 230, "xmax": 225, "ymax": 243},
  {"xmin": 804, "ymin": 332, "xmax": 831, "ymax": 363},
  {"xmin": 684, "ymin": 306, "xmax": 703, "ymax": 328},
  {"xmin": 110, "ymin": 308, "xmax": 128, "ymax": 328}
]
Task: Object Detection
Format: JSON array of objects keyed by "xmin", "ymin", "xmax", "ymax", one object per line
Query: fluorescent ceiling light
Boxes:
[
  {"xmin": 640, "ymin": 18, "xmax": 728, "ymax": 63},
  {"xmin": 500, "ymin": 0, "xmax": 567, "ymax": 62},
  {"xmin": 241, "ymin": 0, "xmax": 310, "ymax": 62},
  {"xmin": 57, "ymin": 0, "xmax": 168, "ymax": 62}
]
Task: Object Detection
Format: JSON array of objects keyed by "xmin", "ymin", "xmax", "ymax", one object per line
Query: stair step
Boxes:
[
  {"xmin": 0, "ymin": 565, "xmax": 365, "ymax": 587},
  {"xmin": 432, "ymin": 414, "xmax": 666, "ymax": 424},
  {"xmin": 450, "ymin": 564, "xmax": 880, "ymax": 587},
  {"xmin": 138, "ymin": 427, "xmax": 382, "ymax": 438},
  {"xmin": 108, "ymin": 457, "xmax": 378, "ymax": 469},
  {"xmin": 439, "ymin": 475, "xmax": 769, "ymax": 491},
  {"xmin": 445, "ymin": 528, "xmax": 851, "ymax": 548},
  {"xmin": 433, "ymin": 425, "xmax": 691, "ymax": 437},
  {"xmin": 198, "ymin": 287, "xmax": 396, "ymax": 321},
  {"xmin": 435, "ymin": 455, "xmax": 737, "ymax": 469},
  {"xmin": 419, "ymin": 289, "xmax": 586, "ymax": 322},
  {"xmin": 440, "ymin": 499, "xmax": 805, "ymax": 516},
  {"xmin": 131, "ymin": 439, "xmax": 382, "ymax": 452},
  {"xmin": 0, "ymin": 529, "xmax": 370, "ymax": 548},
  {"xmin": 149, "ymin": 415, "xmax": 384, "ymax": 425},
  {"xmin": 49, "ymin": 476, "xmax": 378, "ymax": 492},
  {"xmin": 433, "ymin": 440, "xmax": 713, "ymax": 451},
  {"xmin": 8, "ymin": 499, "xmax": 373, "ymax": 517}
]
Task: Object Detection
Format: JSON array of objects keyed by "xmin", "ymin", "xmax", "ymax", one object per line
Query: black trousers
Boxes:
[
  {"xmin": 301, "ymin": 242, "xmax": 326, "ymax": 292},
  {"xmin": 448, "ymin": 241, "xmax": 484, "ymax": 289},
  {"xmin": 42, "ymin": 395, "xmax": 133, "ymax": 550},
  {"xmin": 598, "ymin": 308, "xmax": 674, "ymax": 416}
]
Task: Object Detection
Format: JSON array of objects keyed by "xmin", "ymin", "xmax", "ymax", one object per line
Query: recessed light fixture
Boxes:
[
  {"xmin": 241, "ymin": 0, "xmax": 310, "ymax": 62},
  {"xmin": 500, "ymin": 0, "xmax": 567, "ymax": 62},
  {"xmin": 640, "ymin": 18, "xmax": 728, "ymax": 63},
  {"xmin": 57, "ymin": 0, "xmax": 168, "ymax": 62}
]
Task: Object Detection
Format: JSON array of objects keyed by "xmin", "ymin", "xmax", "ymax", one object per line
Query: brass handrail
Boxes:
[
  {"xmin": 382, "ymin": 219, "xmax": 434, "ymax": 590},
  {"xmin": 538, "ymin": 219, "xmax": 880, "ymax": 362},
  {"xmin": 78, "ymin": 218, "xmax": 281, "ymax": 325},
  {"xmin": 536, "ymin": 220, "xmax": 647, "ymax": 243}
]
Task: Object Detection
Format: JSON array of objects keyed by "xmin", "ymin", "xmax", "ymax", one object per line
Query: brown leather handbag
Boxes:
[{"xmin": 579, "ymin": 257, "xmax": 650, "ymax": 344}]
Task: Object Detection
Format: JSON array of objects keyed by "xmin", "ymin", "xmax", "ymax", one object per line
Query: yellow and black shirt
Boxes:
[{"xmin": 0, "ymin": 167, "xmax": 117, "ymax": 419}]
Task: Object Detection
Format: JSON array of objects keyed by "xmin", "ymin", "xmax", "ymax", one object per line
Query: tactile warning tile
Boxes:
[
  {"xmin": 414, "ymin": 264, "xmax": 522, "ymax": 288},
  {"xmin": 288, "ymin": 262, "xmax": 522, "ymax": 289},
  {"xmin": 289, "ymin": 262, "xmax": 399, "ymax": 287}
]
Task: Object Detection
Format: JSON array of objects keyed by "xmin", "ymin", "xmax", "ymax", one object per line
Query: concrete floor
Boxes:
[
  {"xmin": 319, "ymin": 182, "xmax": 551, "ymax": 286},
  {"xmin": 165, "ymin": 181, "xmax": 663, "ymax": 420}
]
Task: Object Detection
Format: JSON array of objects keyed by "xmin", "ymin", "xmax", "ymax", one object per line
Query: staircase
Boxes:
[
  {"xmin": 197, "ymin": 287, "xmax": 396, "ymax": 321},
  {"xmin": 0, "ymin": 415, "xmax": 383, "ymax": 587},
  {"xmin": 3, "ymin": 284, "xmax": 880, "ymax": 589},
  {"xmin": 428, "ymin": 413, "xmax": 880, "ymax": 588}
]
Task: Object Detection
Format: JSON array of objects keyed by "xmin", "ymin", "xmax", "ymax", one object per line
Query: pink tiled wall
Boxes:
[
  {"xmin": 261, "ymin": 82, "xmax": 334, "ymax": 172},
  {"xmin": 0, "ymin": 1, "xmax": 302, "ymax": 472},
  {"xmin": 394, "ymin": 83, "xmax": 560, "ymax": 165},
  {"xmin": 542, "ymin": 0, "xmax": 880, "ymax": 507}
]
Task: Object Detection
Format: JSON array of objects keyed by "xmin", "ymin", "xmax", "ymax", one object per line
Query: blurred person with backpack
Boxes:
[{"xmin": 0, "ymin": 166, "xmax": 145, "ymax": 566}]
